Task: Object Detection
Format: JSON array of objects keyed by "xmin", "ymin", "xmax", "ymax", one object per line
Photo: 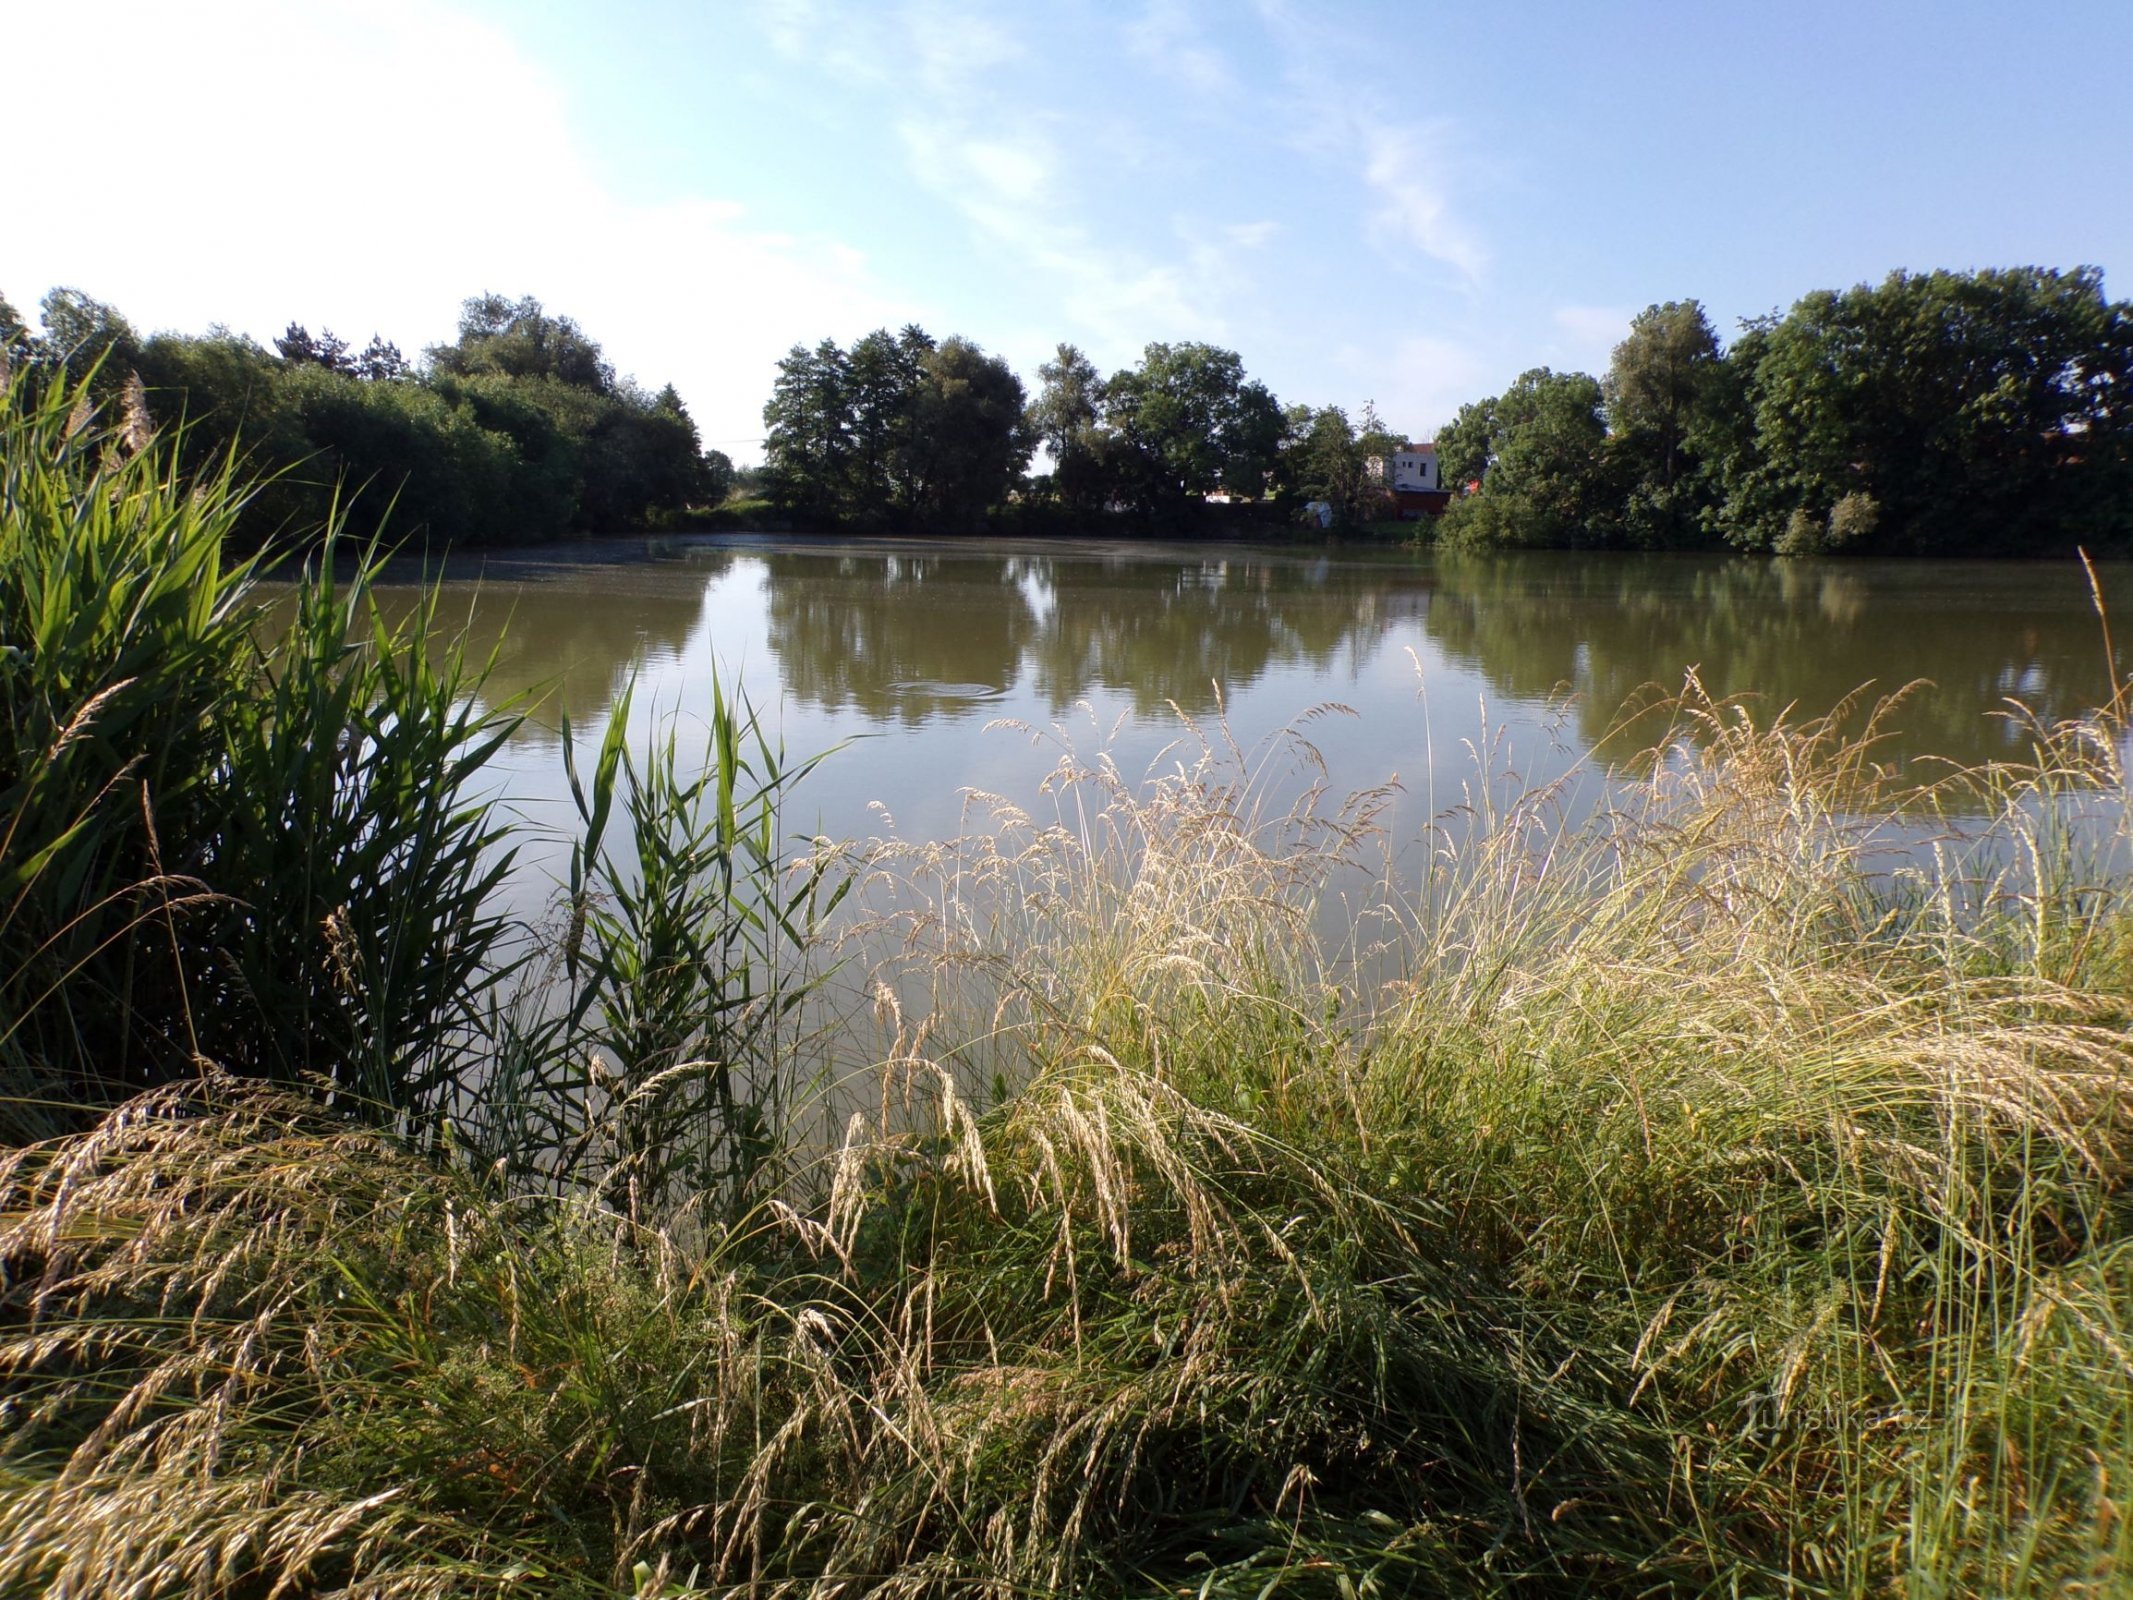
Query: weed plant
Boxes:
[
  {"xmin": 7, "ymin": 369, "xmax": 2133, "ymax": 1595},
  {"xmin": 0, "ymin": 368, "xmax": 822, "ymax": 1172},
  {"xmin": 0, "ymin": 368, "xmax": 519, "ymax": 1135}
]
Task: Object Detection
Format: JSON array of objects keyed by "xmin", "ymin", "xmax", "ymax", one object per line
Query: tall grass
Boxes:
[
  {"xmin": 464, "ymin": 677, "xmax": 844, "ymax": 1222},
  {"xmin": 7, "ymin": 370, "xmax": 2133, "ymax": 1594},
  {"xmin": 0, "ymin": 366, "xmax": 825, "ymax": 1169},
  {"xmin": 0, "ymin": 367, "xmax": 521, "ymax": 1136}
]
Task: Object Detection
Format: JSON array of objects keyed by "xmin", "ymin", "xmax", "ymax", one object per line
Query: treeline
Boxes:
[
  {"xmin": 766, "ymin": 266, "xmax": 2133, "ymax": 556},
  {"xmin": 1438, "ymin": 266, "xmax": 2133, "ymax": 557},
  {"xmin": 761, "ymin": 328, "xmax": 1406, "ymax": 532},
  {"xmin": 0, "ymin": 288, "xmax": 731, "ymax": 547},
  {"xmin": 10, "ymin": 263, "xmax": 2128, "ymax": 553}
]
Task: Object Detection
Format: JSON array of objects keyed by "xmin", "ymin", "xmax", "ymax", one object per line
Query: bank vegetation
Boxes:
[
  {"xmin": 7, "ymin": 370, "xmax": 2133, "ymax": 1596},
  {"xmin": 18, "ymin": 261, "xmax": 2128, "ymax": 554}
]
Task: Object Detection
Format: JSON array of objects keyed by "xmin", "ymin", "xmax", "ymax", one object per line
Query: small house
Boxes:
[{"xmin": 1370, "ymin": 441, "xmax": 1454, "ymax": 518}]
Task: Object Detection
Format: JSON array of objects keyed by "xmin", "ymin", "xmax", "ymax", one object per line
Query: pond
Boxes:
[{"xmin": 367, "ymin": 535, "xmax": 2132, "ymax": 921}]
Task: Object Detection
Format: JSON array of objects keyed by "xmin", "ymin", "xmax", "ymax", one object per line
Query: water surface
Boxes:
[{"xmin": 372, "ymin": 537, "xmax": 2130, "ymax": 902}]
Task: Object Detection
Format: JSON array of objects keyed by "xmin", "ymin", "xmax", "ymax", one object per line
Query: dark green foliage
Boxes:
[
  {"xmin": 1435, "ymin": 394, "xmax": 1494, "ymax": 495},
  {"xmin": 1018, "ymin": 340, "xmax": 1294, "ymax": 530},
  {"xmin": 275, "ymin": 321, "xmax": 355, "ymax": 372},
  {"xmin": 1720, "ymin": 266, "xmax": 2133, "ymax": 555},
  {"xmin": 1438, "ymin": 368, "xmax": 1616, "ymax": 549},
  {"xmin": 760, "ymin": 336, "xmax": 855, "ymax": 523},
  {"xmin": 41, "ymin": 289, "xmax": 722, "ymax": 549},
  {"xmin": 1442, "ymin": 267, "xmax": 2133, "ymax": 556},
  {"xmin": 0, "ymin": 372, "xmax": 520, "ymax": 1134},
  {"xmin": 762, "ymin": 324, "xmax": 1030, "ymax": 530},
  {"xmin": 0, "ymin": 293, "xmax": 34, "ymax": 378},
  {"xmin": 1030, "ymin": 341, "xmax": 1110, "ymax": 513},
  {"xmin": 582, "ymin": 382, "xmax": 717, "ymax": 528},
  {"xmin": 36, "ymin": 288, "xmax": 138, "ymax": 391},
  {"xmin": 699, "ymin": 444, "xmax": 734, "ymax": 507},
  {"xmin": 285, "ymin": 365, "xmax": 531, "ymax": 544},
  {"xmin": 909, "ymin": 336, "xmax": 1033, "ymax": 532},
  {"xmin": 354, "ymin": 333, "xmax": 410, "ymax": 381},
  {"xmin": 1101, "ymin": 340, "xmax": 1286, "ymax": 519},
  {"xmin": 427, "ymin": 292, "xmax": 615, "ymax": 391},
  {"xmin": 1290, "ymin": 402, "xmax": 1402, "ymax": 525},
  {"xmin": 131, "ymin": 327, "xmax": 311, "ymax": 530},
  {"xmin": 1604, "ymin": 300, "xmax": 1735, "ymax": 548}
]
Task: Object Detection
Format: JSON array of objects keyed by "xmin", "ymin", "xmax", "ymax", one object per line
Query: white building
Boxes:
[{"xmin": 1384, "ymin": 441, "xmax": 1438, "ymax": 493}]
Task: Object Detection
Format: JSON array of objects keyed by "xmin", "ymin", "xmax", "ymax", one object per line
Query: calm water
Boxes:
[{"xmin": 371, "ymin": 536, "xmax": 2131, "ymax": 903}]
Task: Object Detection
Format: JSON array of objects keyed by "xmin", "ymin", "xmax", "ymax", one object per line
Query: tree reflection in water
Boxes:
[
  {"xmin": 363, "ymin": 540, "xmax": 2128, "ymax": 804},
  {"xmin": 1422, "ymin": 552, "xmax": 2122, "ymax": 771},
  {"xmin": 367, "ymin": 545, "xmax": 732, "ymax": 730},
  {"xmin": 758, "ymin": 549, "xmax": 1430, "ymax": 720}
]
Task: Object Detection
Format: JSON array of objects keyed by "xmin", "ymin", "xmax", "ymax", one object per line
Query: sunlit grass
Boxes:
[{"xmin": 7, "ymin": 364, "xmax": 2133, "ymax": 1594}]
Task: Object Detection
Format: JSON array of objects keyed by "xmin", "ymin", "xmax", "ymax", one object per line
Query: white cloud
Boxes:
[
  {"xmin": 958, "ymin": 138, "xmax": 1056, "ymax": 208},
  {"xmin": 1361, "ymin": 122, "xmax": 1488, "ymax": 282},
  {"xmin": 905, "ymin": 0, "xmax": 1025, "ymax": 93},
  {"xmin": 898, "ymin": 111, "xmax": 1240, "ymax": 360},
  {"xmin": 1243, "ymin": 5, "xmax": 1489, "ymax": 288},
  {"xmin": 753, "ymin": 0, "xmax": 1261, "ymax": 364},
  {"xmin": 6, "ymin": 0, "xmax": 913, "ymax": 462},
  {"xmin": 1125, "ymin": 0, "xmax": 1235, "ymax": 97},
  {"xmin": 755, "ymin": 0, "xmax": 887, "ymax": 86}
]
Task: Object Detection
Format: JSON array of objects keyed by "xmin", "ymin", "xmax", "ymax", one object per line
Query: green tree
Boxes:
[
  {"xmin": 1438, "ymin": 369, "xmax": 1614, "ymax": 548},
  {"xmin": 134, "ymin": 328, "xmax": 304, "ymax": 513},
  {"xmin": 1603, "ymin": 300, "xmax": 1736, "ymax": 548},
  {"xmin": 1102, "ymin": 341, "xmax": 1284, "ymax": 520},
  {"xmin": 701, "ymin": 447, "xmax": 734, "ymax": 507},
  {"xmin": 353, "ymin": 335, "xmax": 410, "ymax": 382},
  {"xmin": 763, "ymin": 327, "xmax": 1023, "ymax": 531},
  {"xmin": 1293, "ymin": 407, "xmax": 1359, "ymax": 517},
  {"xmin": 1605, "ymin": 300, "xmax": 1724, "ymax": 492},
  {"xmin": 1029, "ymin": 342, "xmax": 1108, "ymax": 512},
  {"xmin": 762, "ymin": 338, "xmax": 854, "ymax": 524},
  {"xmin": 1720, "ymin": 266, "xmax": 2133, "ymax": 554},
  {"xmin": 845, "ymin": 325, "xmax": 933, "ymax": 522},
  {"xmin": 906, "ymin": 337, "xmax": 1030, "ymax": 533},
  {"xmin": 39, "ymin": 288, "xmax": 138, "ymax": 391},
  {"xmin": 15, "ymin": 291, "xmax": 704, "ymax": 548},
  {"xmin": 275, "ymin": 323, "xmax": 353, "ymax": 373},
  {"xmin": 1435, "ymin": 396, "xmax": 1495, "ymax": 496},
  {"xmin": 578, "ymin": 382, "xmax": 713, "ymax": 528},
  {"xmin": 285, "ymin": 367, "xmax": 527, "ymax": 544},
  {"xmin": 427, "ymin": 293, "xmax": 614, "ymax": 392},
  {"xmin": 0, "ymin": 293, "xmax": 35, "ymax": 380},
  {"xmin": 1289, "ymin": 401, "xmax": 1403, "ymax": 525}
]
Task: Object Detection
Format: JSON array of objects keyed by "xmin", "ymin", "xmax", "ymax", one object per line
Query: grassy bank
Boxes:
[{"xmin": 6, "ymin": 371, "xmax": 2133, "ymax": 1596}]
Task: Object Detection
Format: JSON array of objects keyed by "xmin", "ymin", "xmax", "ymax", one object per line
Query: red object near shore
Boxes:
[{"xmin": 1394, "ymin": 487, "xmax": 1453, "ymax": 518}]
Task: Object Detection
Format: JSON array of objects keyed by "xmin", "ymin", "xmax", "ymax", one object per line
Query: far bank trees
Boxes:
[
  {"xmin": 765, "ymin": 333, "xmax": 1295, "ymax": 533},
  {"xmin": 1022, "ymin": 340, "xmax": 1287, "ymax": 528},
  {"xmin": 1442, "ymin": 267, "xmax": 2133, "ymax": 557},
  {"xmin": 1725, "ymin": 267, "xmax": 2133, "ymax": 555},
  {"xmin": 1286, "ymin": 401, "xmax": 1402, "ymax": 526},
  {"xmin": 762, "ymin": 327, "xmax": 1029, "ymax": 533},
  {"xmin": 4, "ymin": 288, "xmax": 727, "ymax": 547},
  {"xmin": 1099, "ymin": 342, "xmax": 1285, "ymax": 518}
]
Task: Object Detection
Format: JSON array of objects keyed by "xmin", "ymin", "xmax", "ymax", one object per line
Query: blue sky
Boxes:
[{"xmin": 10, "ymin": 0, "xmax": 2130, "ymax": 462}]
